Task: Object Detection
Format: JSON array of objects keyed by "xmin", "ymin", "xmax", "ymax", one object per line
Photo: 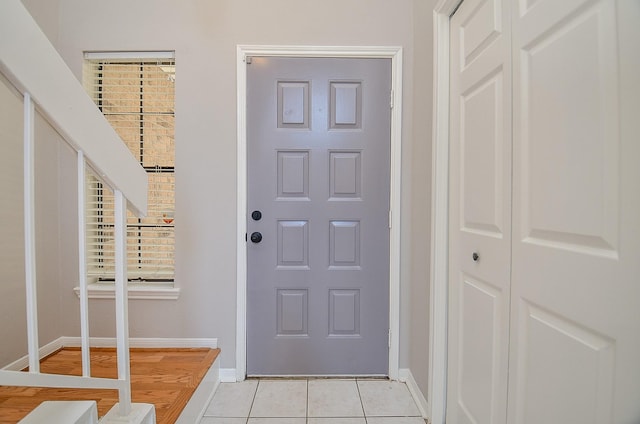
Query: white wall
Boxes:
[{"xmin": 13, "ymin": 1, "xmax": 436, "ymax": 390}]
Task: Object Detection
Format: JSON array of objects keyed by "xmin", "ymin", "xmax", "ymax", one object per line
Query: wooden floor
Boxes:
[{"xmin": 0, "ymin": 347, "xmax": 219, "ymax": 424}]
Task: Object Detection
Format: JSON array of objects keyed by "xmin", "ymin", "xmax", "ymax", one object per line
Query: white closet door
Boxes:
[
  {"xmin": 509, "ymin": 0, "xmax": 640, "ymax": 422},
  {"xmin": 447, "ymin": 0, "xmax": 512, "ymax": 422}
]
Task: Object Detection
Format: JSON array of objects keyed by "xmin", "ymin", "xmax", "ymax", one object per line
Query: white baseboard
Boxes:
[
  {"xmin": 176, "ymin": 354, "xmax": 220, "ymax": 424},
  {"xmin": 61, "ymin": 337, "xmax": 218, "ymax": 349},
  {"xmin": 2, "ymin": 337, "xmax": 218, "ymax": 371},
  {"xmin": 3, "ymin": 338, "xmax": 65, "ymax": 371},
  {"xmin": 399, "ymin": 368, "xmax": 429, "ymax": 419},
  {"xmin": 219, "ymin": 368, "xmax": 238, "ymax": 383}
]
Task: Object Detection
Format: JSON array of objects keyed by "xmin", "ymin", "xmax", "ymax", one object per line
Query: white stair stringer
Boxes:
[
  {"xmin": 99, "ymin": 403, "xmax": 156, "ymax": 424},
  {"xmin": 19, "ymin": 401, "xmax": 99, "ymax": 424},
  {"xmin": 17, "ymin": 401, "xmax": 156, "ymax": 424}
]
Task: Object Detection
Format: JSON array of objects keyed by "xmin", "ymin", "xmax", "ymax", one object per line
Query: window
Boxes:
[{"xmin": 83, "ymin": 52, "xmax": 175, "ymax": 284}]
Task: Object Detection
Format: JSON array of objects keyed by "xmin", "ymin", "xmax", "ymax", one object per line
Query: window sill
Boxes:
[{"xmin": 73, "ymin": 283, "xmax": 180, "ymax": 300}]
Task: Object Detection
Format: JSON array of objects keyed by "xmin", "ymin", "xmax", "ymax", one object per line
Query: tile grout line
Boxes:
[
  {"xmin": 355, "ymin": 377, "xmax": 367, "ymax": 422},
  {"xmin": 245, "ymin": 379, "xmax": 259, "ymax": 423},
  {"xmin": 304, "ymin": 378, "xmax": 309, "ymax": 424}
]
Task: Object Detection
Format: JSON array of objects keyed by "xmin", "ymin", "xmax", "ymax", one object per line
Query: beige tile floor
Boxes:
[{"xmin": 200, "ymin": 379, "xmax": 426, "ymax": 424}]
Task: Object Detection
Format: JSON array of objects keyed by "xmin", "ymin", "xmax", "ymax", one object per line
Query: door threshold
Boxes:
[{"xmin": 246, "ymin": 375, "xmax": 389, "ymax": 379}]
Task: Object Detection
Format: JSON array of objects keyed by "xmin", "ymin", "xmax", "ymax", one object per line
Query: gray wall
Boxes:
[
  {"xmin": 409, "ymin": 0, "xmax": 435, "ymax": 397},
  {"xmin": 21, "ymin": 0, "xmax": 61, "ymax": 45},
  {"xmin": 0, "ymin": 73, "xmax": 65, "ymax": 367},
  {"xmin": 10, "ymin": 0, "xmax": 435, "ymax": 398},
  {"xmin": 0, "ymin": 75, "xmax": 27, "ymax": 367}
]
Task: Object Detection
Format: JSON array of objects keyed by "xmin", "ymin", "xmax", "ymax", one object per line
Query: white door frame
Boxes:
[
  {"xmin": 429, "ymin": 1, "xmax": 463, "ymax": 423},
  {"xmin": 236, "ymin": 45, "xmax": 403, "ymax": 381}
]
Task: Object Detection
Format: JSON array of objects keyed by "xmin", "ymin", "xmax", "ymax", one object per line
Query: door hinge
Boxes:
[
  {"xmin": 245, "ymin": 233, "xmax": 247, "ymax": 242},
  {"xmin": 388, "ymin": 329, "xmax": 392, "ymax": 348},
  {"xmin": 388, "ymin": 210, "xmax": 392, "ymax": 229},
  {"xmin": 246, "ymin": 56, "xmax": 252, "ymax": 65},
  {"xmin": 390, "ymin": 89, "xmax": 394, "ymax": 109}
]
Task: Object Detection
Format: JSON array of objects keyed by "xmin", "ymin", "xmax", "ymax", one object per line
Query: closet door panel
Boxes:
[
  {"xmin": 509, "ymin": 0, "xmax": 640, "ymax": 422},
  {"xmin": 447, "ymin": 0, "xmax": 512, "ymax": 422}
]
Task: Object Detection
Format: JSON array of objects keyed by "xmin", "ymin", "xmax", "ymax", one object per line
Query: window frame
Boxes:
[{"xmin": 80, "ymin": 51, "xmax": 178, "ymax": 298}]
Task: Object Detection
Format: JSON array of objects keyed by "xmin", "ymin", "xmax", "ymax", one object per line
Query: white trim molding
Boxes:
[
  {"xmin": 73, "ymin": 284, "xmax": 180, "ymax": 300},
  {"xmin": 429, "ymin": 1, "xmax": 462, "ymax": 423},
  {"xmin": 219, "ymin": 368, "xmax": 238, "ymax": 383},
  {"xmin": 61, "ymin": 337, "xmax": 218, "ymax": 349},
  {"xmin": 84, "ymin": 51, "xmax": 175, "ymax": 61},
  {"xmin": 236, "ymin": 45, "xmax": 404, "ymax": 381},
  {"xmin": 399, "ymin": 368, "xmax": 430, "ymax": 419}
]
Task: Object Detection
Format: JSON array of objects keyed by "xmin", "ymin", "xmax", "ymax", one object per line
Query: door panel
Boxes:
[
  {"xmin": 329, "ymin": 151, "xmax": 361, "ymax": 199},
  {"xmin": 461, "ymin": 70, "xmax": 506, "ymax": 236},
  {"xmin": 511, "ymin": 301, "xmax": 615, "ymax": 423},
  {"xmin": 448, "ymin": 0, "xmax": 512, "ymax": 422},
  {"xmin": 277, "ymin": 220, "xmax": 308, "ymax": 268},
  {"xmin": 277, "ymin": 289, "xmax": 308, "ymax": 336},
  {"xmin": 509, "ymin": 0, "xmax": 640, "ymax": 422},
  {"xmin": 247, "ymin": 57, "xmax": 391, "ymax": 375},
  {"xmin": 516, "ymin": 0, "xmax": 619, "ymax": 256},
  {"xmin": 329, "ymin": 289, "xmax": 360, "ymax": 336},
  {"xmin": 458, "ymin": 275, "xmax": 504, "ymax": 424},
  {"xmin": 277, "ymin": 151, "xmax": 309, "ymax": 199}
]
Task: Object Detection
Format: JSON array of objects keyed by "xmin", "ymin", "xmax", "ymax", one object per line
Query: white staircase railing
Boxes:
[{"xmin": 0, "ymin": 0, "xmax": 152, "ymax": 421}]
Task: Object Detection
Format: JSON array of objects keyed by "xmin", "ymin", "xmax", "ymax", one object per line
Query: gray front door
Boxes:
[{"xmin": 247, "ymin": 57, "xmax": 391, "ymax": 375}]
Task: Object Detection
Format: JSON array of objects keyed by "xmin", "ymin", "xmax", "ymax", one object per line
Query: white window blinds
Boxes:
[{"xmin": 83, "ymin": 53, "xmax": 175, "ymax": 282}]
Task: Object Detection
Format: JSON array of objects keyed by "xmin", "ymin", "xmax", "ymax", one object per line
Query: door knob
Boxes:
[
  {"xmin": 250, "ymin": 232, "xmax": 263, "ymax": 243},
  {"xmin": 472, "ymin": 252, "xmax": 479, "ymax": 262},
  {"xmin": 251, "ymin": 210, "xmax": 262, "ymax": 221}
]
